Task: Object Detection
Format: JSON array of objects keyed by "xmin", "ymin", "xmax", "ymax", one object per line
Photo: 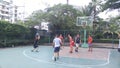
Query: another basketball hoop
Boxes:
[
  {"xmin": 76, "ymin": 16, "xmax": 93, "ymax": 48},
  {"xmin": 82, "ymin": 21, "xmax": 87, "ymax": 29},
  {"xmin": 76, "ymin": 16, "xmax": 93, "ymax": 29}
]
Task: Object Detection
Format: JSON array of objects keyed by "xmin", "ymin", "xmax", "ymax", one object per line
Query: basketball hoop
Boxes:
[
  {"xmin": 76, "ymin": 16, "xmax": 93, "ymax": 48},
  {"xmin": 83, "ymin": 22, "xmax": 86, "ymax": 29},
  {"xmin": 76, "ymin": 16, "xmax": 93, "ymax": 29}
]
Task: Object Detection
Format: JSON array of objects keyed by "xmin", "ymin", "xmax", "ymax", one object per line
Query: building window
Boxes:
[
  {"xmin": 6, "ymin": 11, "xmax": 9, "ymax": 14},
  {"xmin": 15, "ymin": 14, "xmax": 17, "ymax": 17},
  {"xmin": 2, "ymin": 5, "xmax": 5, "ymax": 9},
  {"xmin": 15, "ymin": 10, "xmax": 17, "ymax": 13}
]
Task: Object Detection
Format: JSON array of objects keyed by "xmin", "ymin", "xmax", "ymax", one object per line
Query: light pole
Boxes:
[{"xmin": 67, "ymin": 0, "xmax": 69, "ymax": 5}]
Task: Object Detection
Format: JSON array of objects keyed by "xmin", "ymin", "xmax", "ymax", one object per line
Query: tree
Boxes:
[
  {"xmin": 102, "ymin": 0, "xmax": 120, "ymax": 11},
  {"xmin": 26, "ymin": 4, "xmax": 82, "ymax": 33},
  {"xmin": 24, "ymin": 10, "xmax": 46, "ymax": 27},
  {"xmin": 103, "ymin": 17, "xmax": 120, "ymax": 38},
  {"xmin": 0, "ymin": 20, "xmax": 30, "ymax": 39},
  {"xmin": 46, "ymin": 4, "xmax": 80, "ymax": 30},
  {"xmin": 89, "ymin": 0, "xmax": 103, "ymax": 21}
]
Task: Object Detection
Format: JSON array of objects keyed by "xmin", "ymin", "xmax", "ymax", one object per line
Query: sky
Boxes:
[
  {"xmin": 12, "ymin": 0, "xmax": 91, "ymax": 17},
  {"xmin": 12, "ymin": 0, "xmax": 119, "ymax": 19}
]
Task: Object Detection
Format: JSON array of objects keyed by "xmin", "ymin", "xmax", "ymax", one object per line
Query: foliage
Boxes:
[
  {"xmin": 102, "ymin": 0, "xmax": 120, "ymax": 11},
  {"xmin": 0, "ymin": 20, "xmax": 32, "ymax": 47},
  {"xmin": 93, "ymin": 39, "xmax": 119, "ymax": 43},
  {"xmin": 46, "ymin": 4, "xmax": 81, "ymax": 30},
  {"xmin": 25, "ymin": 4, "xmax": 84, "ymax": 34},
  {"xmin": 23, "ymin": 2, "xmax": 119, "ymax": 46}
]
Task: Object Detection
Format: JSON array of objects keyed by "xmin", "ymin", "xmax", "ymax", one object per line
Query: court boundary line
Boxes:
[
  {"xmin": 23, "ymin": 49, "xmax": 111, "ymax": 67},
  {"xmin": 23, "ymin": 49, "xmax": 84, "ymax": 68},
  {"xmin": 57, "ymin": 50, "xmax": 111, "ymax": 66}
]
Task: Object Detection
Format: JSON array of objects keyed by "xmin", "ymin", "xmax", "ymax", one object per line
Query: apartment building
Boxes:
[
  {"xmin": 0, "ymin": 0, "xmax": 20, "ymax": 23},
  {"xmin": 0, "ymin": 0, "xmax": 11, "ymax": 21}
]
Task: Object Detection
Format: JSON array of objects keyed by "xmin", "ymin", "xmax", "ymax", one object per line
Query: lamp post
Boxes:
[{"xmin": 67, "ymin": 0, "xmax": 69, "ymax": 5}]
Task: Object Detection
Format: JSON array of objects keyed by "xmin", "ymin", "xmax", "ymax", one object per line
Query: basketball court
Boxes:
[{"xmin": 0, "ymin": 45, "xmax": 120, "ymax": 68}]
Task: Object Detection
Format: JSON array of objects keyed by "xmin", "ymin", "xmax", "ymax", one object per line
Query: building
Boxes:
[
  {"xmin": 0, "ymin": 0, "xmax": 12, "ymax": 21},
  {"xmin": 0, "ymin": 0, "xmax": 23, "ymax": 23}
]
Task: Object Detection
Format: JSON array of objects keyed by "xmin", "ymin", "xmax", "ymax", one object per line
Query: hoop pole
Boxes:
[{"xmin": 81, "ymin": 29, "xmax": 88, "ymax": 48}]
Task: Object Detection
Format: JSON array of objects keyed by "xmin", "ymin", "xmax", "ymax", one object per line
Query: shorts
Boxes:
[
  {"xmin": 118, "ymin": 48, "xmax": 120, "ymax": 52},
  {"xmin": 33, "ymin": 40, "xmax": 38, "ymax": 48},
  {"xmin": 70, "ymin": 45, "xmax": 73, "ymax": 48},
  {"xmin": 88, "ymin": 43, "xmax": 92, "ymax": 47},
  {"xmin": 34, "ymin": 45, "xmax": 38, "ymax": 48},
  {"xmin": 54, "ymin": 47, "xmax": 60, "ymax": 52},
  {"xmin": 76, "ymin": 43, "xmax": 80, "ymax": 47}
]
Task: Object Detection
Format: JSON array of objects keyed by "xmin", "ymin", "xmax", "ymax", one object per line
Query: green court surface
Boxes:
[{"xmin": 0, "ymin": 46, "xmax": 120, "ymax": 68}]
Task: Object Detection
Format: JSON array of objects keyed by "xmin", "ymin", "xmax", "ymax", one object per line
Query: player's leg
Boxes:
[
  {"xmin": 70, "ymin": 46, "xmax": 73, "ymax": 53},
  {"xmin": 91, "ymin": 46, "xmax": 93, "ymax": 52},
  {"xmin": 53, "ymin": 47, "xmax": 59, "ymax": 61},
  {"xmin": 34, "ymin": 40, "xmax": 39, "ymax": 52},
  {"xmin": 75, "ymin": 43, "xmax": 79, "ymax": 52},
  {"xmin": 53, "ymin": 52, "xmax": 57, "ymax": 61},
  {"xmin": 118, "ymin": 48, "xmax": 120, "ymax": 52},
  {"xmin": 88, "ymin": 44, "xmax": 90, "ymax": 52},
  {"xmin": 57, "ymin": 47, "xmax": 60, "ymax": 59},
  {"xmin": 69, "ymin": 46, "xmax": 72, "ymax": 53},
  {"xmin": 31, "ymin": 40, "xmax": 37, "ymax": 52},
  {"xmin": 88, "ymin": 43, "xmax": 92, "ymax": 52},
  {"xmin": 35, "ymin": 46, "xmax": 39, "ymax": 52},
  {"xmin": 90, "ymin": 43, "xmax": 93, "ymax": 52}
]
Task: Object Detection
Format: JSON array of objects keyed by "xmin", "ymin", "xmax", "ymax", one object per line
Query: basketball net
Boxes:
[{"xmin": 82, "ymin": 22, "xmax": 86, "ymax": 29}]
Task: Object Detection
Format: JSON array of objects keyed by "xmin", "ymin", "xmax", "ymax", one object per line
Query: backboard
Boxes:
[{"xmin": 76, "ymin": 16, "xmax": 93, "ymax": 28}]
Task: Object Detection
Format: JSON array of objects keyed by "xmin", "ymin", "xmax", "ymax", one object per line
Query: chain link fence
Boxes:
[
  {"xmin": 0, "ymin": 30, "xmax": 119, "ymax": 48},
  {"xmin": 39, "ymin": 30, "xmax": 119, "ymax": 49}
]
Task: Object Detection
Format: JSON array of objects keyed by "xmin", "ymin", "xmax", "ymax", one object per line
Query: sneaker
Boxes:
[
  {"xmin": 54, "ymin": 57, "xmax": 56, "ymax": 61},
  {"xmin": 69, "ymin": 51, "xmax": 73, "ymax": 53},
  {"xmin": 57, "ymin": 57, "xmax": 59, "ymax": 60},
  {"xmin": 52, "ymin": 56, "xmax": 54, "ymax": 60},
  {"xmin": 75, "ymin": 49, "xmax": 78, "ymax": 52},
  {"xmin": 36, "ymin": 50, "xmax": 39, "ymax": 52},
  {"xmin": 31, "ymin": 50, "xmax": 34, "ymax": 52}
]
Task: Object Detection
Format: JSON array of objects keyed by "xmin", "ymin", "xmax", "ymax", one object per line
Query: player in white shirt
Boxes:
[{"xmin": 53, "ymin": 34, "xmax": 62, "ymax": 61}]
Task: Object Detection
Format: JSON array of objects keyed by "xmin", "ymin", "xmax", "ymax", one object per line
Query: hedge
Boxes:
[
  {"xmin": 0, "ymin": 39, "xmax": 33, "ymax": 47},
  {"xmin": 93, "ymin": 39, "xmax": 119, "ymax": 43}
]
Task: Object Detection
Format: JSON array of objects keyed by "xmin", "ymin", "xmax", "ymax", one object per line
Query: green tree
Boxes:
[
  {"xmin": 25, "ymin": 10, "xmax": 46, "ymax": 27},
  {"xmin": 102, "ymin": 0, "xmax": 120, "ymax": 11},
  {"xmin": 26, "ymin": 4, "xmax": 82, "ymax": 32},
  {"xmin": 103, "ymin": 17, "xmax": 120, "ymax": 38},
  {"xmin": 89, "ymin": 0, "xmax": 103, "ymax": 21},
  {"xmin": 0, "ymin": 20, "xmax": 30, "ymax": 39},
  {"xmin": 46, "ymin": 4, "xmax": 81, "ymax": 30}
]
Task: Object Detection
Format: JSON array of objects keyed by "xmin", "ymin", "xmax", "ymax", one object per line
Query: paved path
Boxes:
[{"xmin": 0, "ymin": 46, "xmax": 120, "ymax": 68}]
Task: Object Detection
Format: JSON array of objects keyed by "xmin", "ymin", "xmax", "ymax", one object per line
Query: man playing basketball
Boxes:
[{"xmin": 53, "ymin": 34, "xmax": 62, "ymax": 61}]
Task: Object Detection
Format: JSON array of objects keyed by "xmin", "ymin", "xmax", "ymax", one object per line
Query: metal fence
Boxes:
[
  {"xmin": 42, "ymin": 30, "xmax": 119, "ymax": 49},
  {"xmin": 0, "ymin": 30, "xmax": 119, "ymax": 48}
]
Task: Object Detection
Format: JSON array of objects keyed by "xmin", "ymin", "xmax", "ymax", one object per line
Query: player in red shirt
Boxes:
[
  {"xmin": 68, "ymin": 34, "xmax": 75, "ymax": 53},
  {"xmin": 59, "ymin": 34, "xmax": 64, "ymax": 49},
  {"xmin": 88, "ymin": 35, "xmax": 93, "ymax": 52}
]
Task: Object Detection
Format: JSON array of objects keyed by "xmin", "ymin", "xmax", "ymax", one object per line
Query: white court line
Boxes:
[
  {"xmin": 23, "ymin": 49, "xmax": 111, "ymax": 68},
  {"xmin": 23, "ymin": 49, "xmax": 83, "ymax": 68},
  {"xmin": 57, "ymin": 50, "xmax": 111, "ymax": 67}
]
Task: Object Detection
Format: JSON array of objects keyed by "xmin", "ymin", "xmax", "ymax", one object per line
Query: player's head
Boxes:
[
  {"xmin": 68, "ymin": 34, "xmax": 71, "ymax": 37},
  {"xmin": 59, "ymin": 34, "xmax": 62, "ymax": 36},
  {"xmin": 88, "ymin": 34, "xmax": 92, "ymax": 37},
  {"xmin": 77, "ymin": 34, "xmax": 80, "ymax": 37},
  {"xmin": 55, "ymin": 34, "xmax": 59, "ymax": 37},
  {"xmin": 68, "ymin": 34, "xmax": 72, "ymax": 39}
]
